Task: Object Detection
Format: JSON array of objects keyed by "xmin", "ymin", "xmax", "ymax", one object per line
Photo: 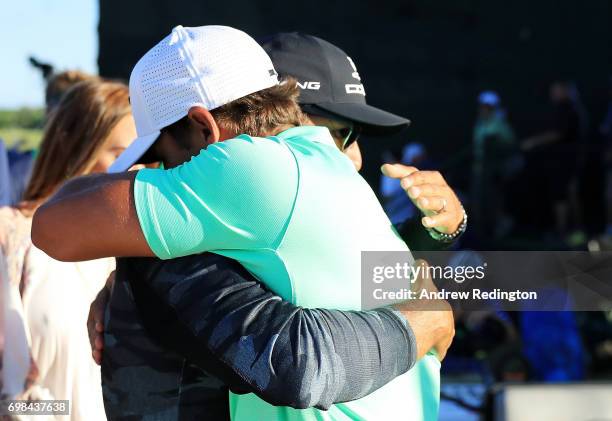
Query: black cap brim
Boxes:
[{"xmin": 304, "ymin": 102, "xmax": 411, "ymax": 135}]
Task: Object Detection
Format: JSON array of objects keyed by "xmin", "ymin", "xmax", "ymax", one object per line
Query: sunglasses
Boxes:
[{"xmin": 330, "ymin": 123, "xmax": 362, "ymax": 150}]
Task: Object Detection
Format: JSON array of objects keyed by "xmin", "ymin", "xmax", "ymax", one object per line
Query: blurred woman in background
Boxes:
[{"xmin": 0, "ymin": 79, "xmax": 135, "ymax": 420}]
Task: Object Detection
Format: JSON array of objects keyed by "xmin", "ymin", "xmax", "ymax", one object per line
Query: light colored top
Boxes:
[
  {"xmin": 22, "ymin": 246, "xmax": 112, "ymax": 421},
  {"xmin": 134, "ymin": 126, "xmax": 440, "ymax": 420},
  {"xmin": 0, "ymin": 207, "xmax": 34, "ymax": 400}
]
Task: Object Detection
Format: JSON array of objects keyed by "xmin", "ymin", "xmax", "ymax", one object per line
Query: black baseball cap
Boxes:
[{"xmin": 259, "ymin": 32, "xmax": 410, "ymax": 135}]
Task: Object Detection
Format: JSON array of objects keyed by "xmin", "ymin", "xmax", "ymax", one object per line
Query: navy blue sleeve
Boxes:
[{"xmin": 134, "ymin": 253, "xmax": 416, "ymax": 410}]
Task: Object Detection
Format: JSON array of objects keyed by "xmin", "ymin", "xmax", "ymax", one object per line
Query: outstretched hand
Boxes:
[{"xmin": 381, "ymin": 164, "xmax": 463, "ymax": 234}]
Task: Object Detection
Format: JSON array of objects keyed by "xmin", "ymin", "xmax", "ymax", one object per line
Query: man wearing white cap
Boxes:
[{"xmin": 33, "ymin": 25, "xmax": 448, "ymax": 420}]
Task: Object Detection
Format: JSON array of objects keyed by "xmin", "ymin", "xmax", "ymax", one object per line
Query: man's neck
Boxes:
[
  {"xmin": 264, "ymin": 123, "xmax": 307, "ymax": 137},
  {"xmin": 161, "ymin": 122, "xmax": 316, "ymax": 169}
]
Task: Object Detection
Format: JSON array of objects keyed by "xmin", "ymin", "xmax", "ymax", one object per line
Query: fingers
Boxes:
[
  {"xmin": 403, "ymin": 182, "xmax": 451, "ymax": 215},
  {"xmin": 87, "ymin": 284, "xmax": 110, "ymax": 366},
  {"xmin": 384, "ymin": 165, "xmax": 465, "ymax": 235},
  {"xmin": 400, "ymin": 174, "xmax": 464, "ymax": 232},
  {"xmin": 409, "ymin": 260, "xmax": 455, "ymax": 362},
  {"xmin": 413, "ymin": 260, "xmax": 440, "ymax": 294},
  {"xmin": 381, "ymin": 163, "xmax": 419, "ymax": 179},
  {"xmin": 416, "ymin": 196, "xmax": 447, "ymax": 213},
  {"xmin": 400, "ymin": 170, "xmax": 445, "ymax": 188},
  {"xmin": 87, "ymin": 312, "xmax": 96, "ymax": 355},
  {"xmin": 411, "ymin": 259, "xmax": 429, "ymax": 291},
  {"xmin": 90, "ymin": 323, "xmax": 104, "ymax": 366},
  {"xmin": 94, "ymin": 334, "xmax": 104, "ymax": 350},
  {"xmin": 93, "ymin": 349, "xmax": 102, "ymax": 366},
  {"xmin": 422, "ymin": 212, "xmax": 455, "ymax": 230},
  {"xmin": 434, "ymin": 312, "xmax": 455, "ymax": 362},
  {"xmin": 403, "ymin": 183, "xmax": 446, "ymax": 200},
  {"xmin": 91, "ymin": 328, "xmax": 104, "ymax": 366},
  {"xmin": 105, "ymin": 270, "xmax": 116, "ymax": 288},
  {"xmin": 88, "ymin": 315, "xmax": 104, "ymax": 365}
]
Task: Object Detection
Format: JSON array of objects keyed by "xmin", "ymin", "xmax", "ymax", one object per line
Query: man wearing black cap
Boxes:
[
  {"xmin": 260, "ymin": 33, "xmax": 467, "ymax": 247},
  {"xmin": 250, "ymin": 32, "xmax": 465, "ymax": 420}
]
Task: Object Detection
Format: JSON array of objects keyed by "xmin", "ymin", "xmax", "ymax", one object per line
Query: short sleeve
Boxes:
[{"xmin": 133, "ymin": 135, "xmax": 298, "ymax": 259}]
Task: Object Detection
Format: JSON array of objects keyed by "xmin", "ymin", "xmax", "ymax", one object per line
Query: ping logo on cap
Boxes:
[{"xmin": 297, "ymin": 81, "xmax": 321, "ymax": 90}]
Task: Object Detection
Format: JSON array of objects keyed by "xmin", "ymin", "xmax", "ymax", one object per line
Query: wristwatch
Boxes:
[{"xmin": 426, "ymin": 207, "xmax": 468, "ymax": 243}]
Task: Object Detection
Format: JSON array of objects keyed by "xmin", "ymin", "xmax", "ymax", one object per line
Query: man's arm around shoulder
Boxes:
[
  {"xmin": 31, "ymin": 171, "xmax": 154, "ymax": 261},
  {"xmin": 128, "ymin": 255, "xmax": 454, "ymax": 409}
]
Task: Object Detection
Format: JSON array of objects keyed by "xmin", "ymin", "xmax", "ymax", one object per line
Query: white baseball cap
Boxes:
[{"xmin": 108, "ymin": 25, "xmax": 279, "ymax": 173}]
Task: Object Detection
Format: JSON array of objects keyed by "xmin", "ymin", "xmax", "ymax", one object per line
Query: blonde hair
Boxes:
[{"xmin": 23, "ymin": 80, "xmax": 130, "ymax": 205}]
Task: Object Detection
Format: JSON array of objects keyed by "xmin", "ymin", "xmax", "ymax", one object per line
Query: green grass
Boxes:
[
  {"xmin": 0, "ymin": 108, "xmax": 45, "ymax": 129},
  {"xmin": 0, "ymin": 108, "xmax": 45, "ymax": 150},
  {"xmin": 0, "ymin": 127, "xmax": 43, "ymax": 151}
]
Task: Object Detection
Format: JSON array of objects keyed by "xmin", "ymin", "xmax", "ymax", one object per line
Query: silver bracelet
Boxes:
[{"xmin": 427, "ymin": 207, "xmax": 468, "ymax": 243}]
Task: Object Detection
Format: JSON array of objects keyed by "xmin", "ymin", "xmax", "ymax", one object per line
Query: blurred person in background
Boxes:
[
  {"xmin": 3, "ymin": 70, "xmax": 96, "ymax": 208},
  {"xmin": 6, "ymin": 146, "xmax": 36, "ymax": 207},
  {"xmin": 470, "ymin": 91, "xmax": 518, "ymax": 244},
  {"xmin": 44, "ymin": 70, "xmax": 97, "ymax": 116},
  {"xmin": 0, "ymin": 79, "xmax": 135, "ymax": 421},
  {"xmin": 520, "ymin": 310, "xmax": 585, "ymax": 382},
  {"xmin": 522, "ymin": 81, "xmax": 589, "ymax": 242},
  {"xmin": 28, "ymin": 56, "xmax": 54, "ymax": 81},
  {"xmin": 0, "ymin": 139, "xmax": 11, "ymax": 206},
  {"xmin": 29, "ymin": 57, "xmax": 96, "ymax": 116}
]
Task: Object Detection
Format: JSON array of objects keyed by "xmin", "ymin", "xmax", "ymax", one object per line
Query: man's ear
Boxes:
[{"xmin": 187, "ymin": 106, "xmax": 221, "ymax": 145}]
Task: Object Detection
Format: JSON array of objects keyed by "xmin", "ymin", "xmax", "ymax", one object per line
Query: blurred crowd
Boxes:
[
  {"xmin": 382, "ymin": 79, "xmax": 612, "ymax": 251},
  {"xmin": 379, "ymin": 79, "xmax": 612, "ymax": 392}
]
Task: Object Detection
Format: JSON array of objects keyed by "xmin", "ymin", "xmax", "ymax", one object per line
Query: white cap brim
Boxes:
[{"xmin": 107, "ymin": 130, "xmax": 161, "ymax": 173}]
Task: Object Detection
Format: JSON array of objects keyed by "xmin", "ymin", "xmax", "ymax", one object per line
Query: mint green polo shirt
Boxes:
[{"xmin": 134, "ymin": 126, "xmax": 440, "ymax": 421}]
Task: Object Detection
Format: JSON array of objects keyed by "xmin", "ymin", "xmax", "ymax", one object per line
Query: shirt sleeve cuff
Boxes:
[{"xmin": 383, "ymin": 307, "xmax": 418, "ymax": 371}]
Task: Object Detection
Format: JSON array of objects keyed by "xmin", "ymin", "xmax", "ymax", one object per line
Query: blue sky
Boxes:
[{"xmin": 1, "ymin": 0, "xmax": 98, "ymax": 109}]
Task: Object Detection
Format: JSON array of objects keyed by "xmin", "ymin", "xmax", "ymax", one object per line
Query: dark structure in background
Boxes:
[{"xmin": 99, "ymin": 0, "xmax": 612, "ymax": 191}]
